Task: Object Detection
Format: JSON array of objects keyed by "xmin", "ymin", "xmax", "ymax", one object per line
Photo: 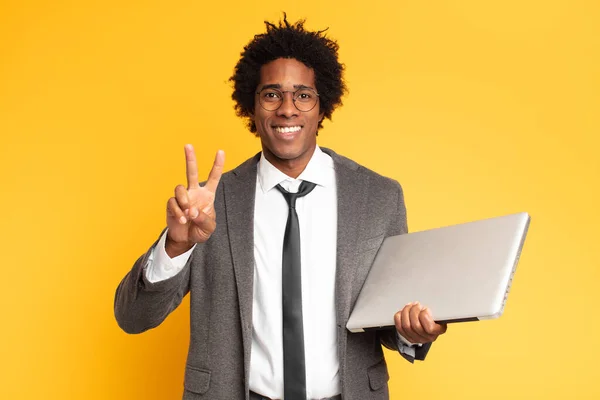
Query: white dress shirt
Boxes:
[
  {"xmin": 144, "ymin": 145, "xmax": 417, "ymax": 398},
  {"xmin": 250, "ymin": 146, "xmax": 338, "ymax": 399}
]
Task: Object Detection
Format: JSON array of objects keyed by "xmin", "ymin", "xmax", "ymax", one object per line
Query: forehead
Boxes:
[{"xmin": 258, "ymin": 58, "xmax": 316, "ymax": 89}]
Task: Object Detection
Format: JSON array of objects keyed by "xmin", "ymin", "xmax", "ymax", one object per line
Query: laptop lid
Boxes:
[{"xmin": 346, "ymin": 212, "xmax": 530, "ymax": 333}]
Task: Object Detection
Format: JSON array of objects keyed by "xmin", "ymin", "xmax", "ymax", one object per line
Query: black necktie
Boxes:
[{"xmin": 276, "ymin": 180, "xmax": 316, "ymax": 400}]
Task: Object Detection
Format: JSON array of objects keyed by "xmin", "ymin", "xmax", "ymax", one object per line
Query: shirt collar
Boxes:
[{"xmin": 258, "ymin": 145, "xmax": 335, "ymax": 193}]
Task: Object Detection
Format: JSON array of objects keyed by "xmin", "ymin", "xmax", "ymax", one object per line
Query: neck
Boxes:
[{"xmin": 262, "ymin": 145, "xmax": 316, "ymax": 179}]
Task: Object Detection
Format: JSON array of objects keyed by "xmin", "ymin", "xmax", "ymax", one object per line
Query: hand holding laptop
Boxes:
[{"xmin": 394, "ymin": 301, "xmax": 448, "ymax": 345}]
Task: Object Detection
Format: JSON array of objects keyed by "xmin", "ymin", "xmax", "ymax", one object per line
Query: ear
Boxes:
[{"xmin": 319, "ymin": 112, "xmax": 325, "ymax": 121}]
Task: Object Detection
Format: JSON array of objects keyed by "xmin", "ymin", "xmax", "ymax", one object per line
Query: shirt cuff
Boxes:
[
  {"xmin": 396, "ymin": 331, "xmax": 424, "ymax": 348},
  {"xmin": 396, "ymin": 331, "xmax": 424, "ymax": 360},
  {"xmin": 144, "ymin": 229, "xmax": 195, "ymax": 283}
]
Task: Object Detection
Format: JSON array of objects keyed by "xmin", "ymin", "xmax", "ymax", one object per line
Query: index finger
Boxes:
[
  {"xmin": 185, "ymin": 144, "xmax": 199, "ymax": 189},
  {"xmin": 419, "ymin": 307, "xmax": 446, "ymax": 336},
  {"xmin": 204, "ymin": 150, "xmax": 225, "ymax": 193}
]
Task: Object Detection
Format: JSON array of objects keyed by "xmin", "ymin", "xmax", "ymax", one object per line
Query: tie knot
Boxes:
[{"xmin": 276, "ymin": 180, "xmax": 316, "ymax": 209}]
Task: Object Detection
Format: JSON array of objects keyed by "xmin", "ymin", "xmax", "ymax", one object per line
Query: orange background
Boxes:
[{"xmin": 1, "ymin": 1, "xmax": 599, "ymax": 398}]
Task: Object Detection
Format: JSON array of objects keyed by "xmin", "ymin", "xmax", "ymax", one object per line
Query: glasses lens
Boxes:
[
  {"xmin": 293, "ymin": 89, "xmax": 318, "ymax": 112},
  {"xmin": 258, "ymin": 88, "xmax": 282, "ymax": 111}
]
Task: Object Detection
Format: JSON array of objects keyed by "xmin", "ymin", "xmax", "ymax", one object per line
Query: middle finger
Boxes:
[
  {"xmin": 400, "ymin": 304, "xmax": 419, "ymax": 344},
  {"xmin": 409, "ymin": 303, "xmax": 433, "ymax": 343}
]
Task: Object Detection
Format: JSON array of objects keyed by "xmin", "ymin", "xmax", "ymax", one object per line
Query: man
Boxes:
[{"xmin": 115, "ymin": 16, "xmax": 447, "ymax": 400}]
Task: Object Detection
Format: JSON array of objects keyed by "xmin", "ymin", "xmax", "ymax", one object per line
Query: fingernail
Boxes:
[
  {"xmin": 179, "ymin": 216, "xmax": 187, "ymax": 224},
  {"xmin": 191, "ymin": 208, "xmax": 199, "ymax": 218}
]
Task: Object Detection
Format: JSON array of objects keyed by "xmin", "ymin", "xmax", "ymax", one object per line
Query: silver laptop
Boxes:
[{"xmin": 346, "ymin": 212, "xmax": 530, "ymax": 333}]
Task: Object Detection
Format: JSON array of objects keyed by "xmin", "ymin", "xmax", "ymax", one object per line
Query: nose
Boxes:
[{"xmin": 276, "ymin": 92, "xmax": 298, "ymax": 118}]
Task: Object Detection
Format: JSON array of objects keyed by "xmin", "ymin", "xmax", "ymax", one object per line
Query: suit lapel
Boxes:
[
  {"xmin": 325, "ymin": 149, "xmax": 371, "ymax": 326},
  {"xmin": 223, "ymin": 153, "xmax": 259, "ymax": 388}
]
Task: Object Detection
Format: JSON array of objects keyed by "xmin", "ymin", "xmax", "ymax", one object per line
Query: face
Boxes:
[{"xmin": 253, "ymin": 58, "xmax": 324, "ymax": 174}]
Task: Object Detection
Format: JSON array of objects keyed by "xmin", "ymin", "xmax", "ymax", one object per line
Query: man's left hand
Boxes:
[{"xmin": 394, "ymin": 302, "xmax": 448, "ymax": 345}]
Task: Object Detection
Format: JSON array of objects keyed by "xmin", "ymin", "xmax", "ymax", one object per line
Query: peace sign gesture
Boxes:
[{"xmin": 165, "ymin": 145, "xmax": 225, "ymax": 257}]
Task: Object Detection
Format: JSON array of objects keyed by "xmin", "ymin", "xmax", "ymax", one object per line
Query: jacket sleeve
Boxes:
[{"xmin": 113, "ymin": 229, "xmax": 193, "ymax": 334}]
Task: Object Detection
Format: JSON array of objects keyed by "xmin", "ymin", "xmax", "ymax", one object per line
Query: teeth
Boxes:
[{"xmin": 274, "ymin": 126, "xmax": 301, "ymax": 134}]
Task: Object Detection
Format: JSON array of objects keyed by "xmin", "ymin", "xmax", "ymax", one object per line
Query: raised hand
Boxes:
[{"xmin": 165, "ymin": 144, "xmax": 225, "ymax": 257}]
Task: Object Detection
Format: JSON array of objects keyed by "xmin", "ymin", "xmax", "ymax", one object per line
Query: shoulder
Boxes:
[
  {"xmin": 225, "ymin": 152, "xmax": 261, "ymax": 179},
  {"xmin": 212, "ymin": 152, "xmax": 260, "ymax": 188},
  {"xmin": 201, "ymin": 152, "xmax": 260, "ymax": 201},
  {"xmin": 321, "ymin": 147, "xmax": 402, "ymax": 193}
]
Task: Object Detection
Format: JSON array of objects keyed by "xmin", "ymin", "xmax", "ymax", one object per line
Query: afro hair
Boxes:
[{"xmin": 229, "ymin": 14, "xmax": 347, "ymax": 134}]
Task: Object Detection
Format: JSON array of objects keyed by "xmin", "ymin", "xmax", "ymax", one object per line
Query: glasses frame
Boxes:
[{"xmin": 255, "ymin": 87, "xmax": 320, "ymax": 112}]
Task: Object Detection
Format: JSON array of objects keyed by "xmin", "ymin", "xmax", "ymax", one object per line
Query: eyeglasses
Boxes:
[{"xmin": 255, "ymin": 87, "xmax": 319, "ymax": 112}]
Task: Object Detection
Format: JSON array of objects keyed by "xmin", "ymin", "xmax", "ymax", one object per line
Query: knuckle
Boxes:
[
  {"xmin": 175, "ymin": 195, "xmax": 188, "ymax": 207},
  {"xmin": 394, "ymin": 312, "xmax": 402, "ymax": 323},
  {"xmin": 423, "ymin": 323, "xmax": 434, "ymax": 334},
  {"xmin": 401, "ymin": 319, "xmax": 411, "ymax": 331},
  {"xmin": 413, "ymin": 321, "xmax": 423, "ymax": 332}
]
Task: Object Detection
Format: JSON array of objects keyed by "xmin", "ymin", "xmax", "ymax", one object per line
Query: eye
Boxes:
[
  {"xmin": 261, "ymin": 89, "xmax": 282, "ymax": 102},
  {"xmin": 295, "ymin": 89, "xmax": 315, "ymax": 102}
]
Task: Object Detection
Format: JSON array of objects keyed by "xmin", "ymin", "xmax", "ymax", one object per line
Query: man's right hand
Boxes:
[{"xmin": 165, "ymin": 144, "xmax": 225, "ymax": 257}]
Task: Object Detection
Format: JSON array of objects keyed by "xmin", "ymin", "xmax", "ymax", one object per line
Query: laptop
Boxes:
[{"xmin": 346, "ymin": 212, "xmax": 530, "ymax": 333}]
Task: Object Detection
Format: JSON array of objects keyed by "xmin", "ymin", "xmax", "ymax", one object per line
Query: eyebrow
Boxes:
[{"xmin": 259, "ymin": 83, "xmax": 315, "ymax": 91}]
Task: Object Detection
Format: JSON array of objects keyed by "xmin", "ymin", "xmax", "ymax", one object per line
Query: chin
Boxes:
[{"xmin": 271, "ymin": 147, "xmax": 305, "ymax": 161}]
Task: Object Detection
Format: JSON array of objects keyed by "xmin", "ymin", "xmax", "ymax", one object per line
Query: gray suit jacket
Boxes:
[{"xmin": 114, "ymin": 148, "xmax": 430, "ymax": 399}]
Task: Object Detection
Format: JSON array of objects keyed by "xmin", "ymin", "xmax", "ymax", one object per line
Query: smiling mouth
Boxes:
[{"xmin": 273, "ymin": 126, "xmax": 302, "ymax": 134}]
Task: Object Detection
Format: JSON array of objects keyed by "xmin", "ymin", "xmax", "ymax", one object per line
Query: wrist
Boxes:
[{"xmin": 165, "ymin": 234, "xmax": 193, "ymax": 258}]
